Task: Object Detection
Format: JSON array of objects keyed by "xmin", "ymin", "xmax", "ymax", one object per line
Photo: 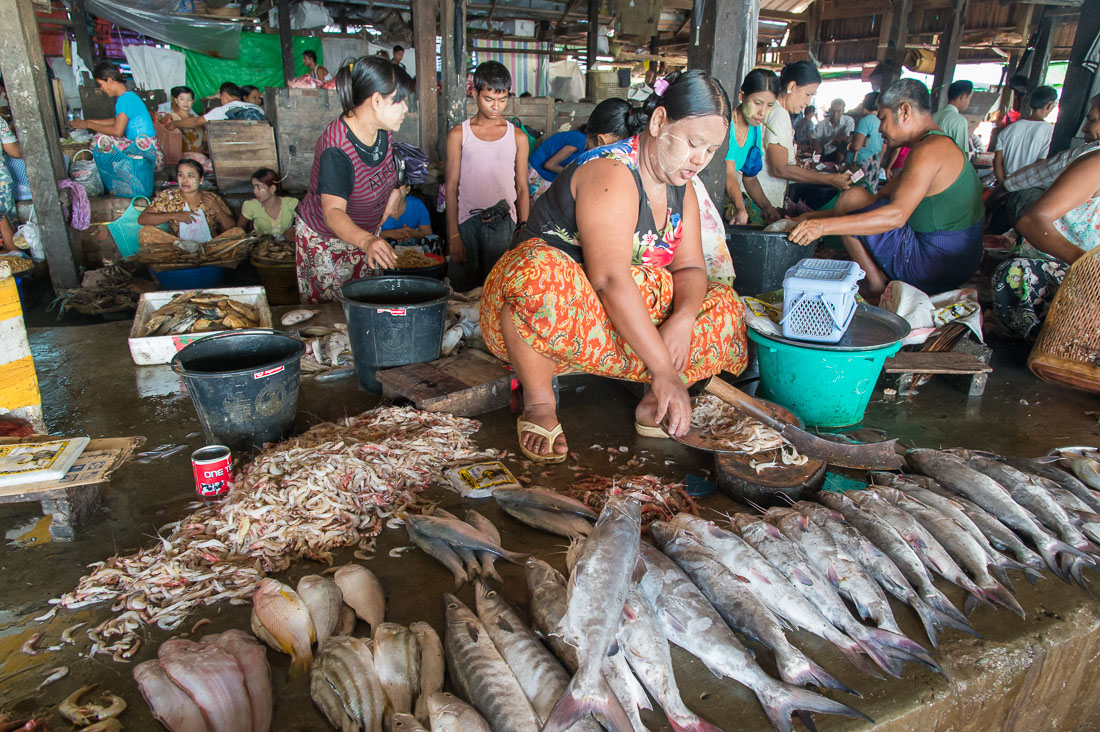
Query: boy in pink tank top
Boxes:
[{"xmin": 444, "ymin": 61, "xmax": 530, "ymax": 292}]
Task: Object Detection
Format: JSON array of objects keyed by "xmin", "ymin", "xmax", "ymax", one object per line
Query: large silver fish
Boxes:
[
  {"xmin": 465, "ymin": 510, "xmax": 505, "ymax": 582},
  {"xmin": 493, "ymin": 488, "xmax": 596, "ymax": 538},
  {"xmin": 407, "ymin": 520, "xmax": 469, "ymax": 589},
  {"xmin": 907, "ymin": 448, "xmax": 1085, "ymax": 577},
  {"xmin": 523, "ymin": 558, "xmax": 649, "ymax": 732},
  {"xmin": 251, "ymin": 578, "xmax": 315, "ymax": 678},
  {"xmin": 202, "ymin": 630, "xmax": 273, "ymax": 732},
  {"xmin": 1058, "ymin": 451, "xmax": 1100, "ymax": 491},
  {"xmin": 443, "ymin": 594, "xmax": 541, "ymax": 732},
  {"xmin": 406, "ymin": 514, "xmax": 528, "ymax": 563},
  {"xmin": 637, "ymin": 543, "xmax": 871, "ymax": 732},
  {"xmin": 765, "ymin": 506, "xmax": 902, "ymax": 635},
  {"xmin": 651, "ymin": 521, "xmax": 852, "ymax": 695},
  {"xmin": 410, "ymin": 622, "xmax": 444, "ymax": 725},
  {"xmin": 731, "ymin": 512, "xmax": 938, "ymax": 678},
  {"xmin": 297, "ymin": 574, "xmax": 344, "ymax": 648},
  {"xmin": 667, "ymin": 513, "xmax": 881, "ymax": 678},
  {"xmin": 373, "ymin": 623, "xmax": 421, "ymax": 717},
  {"xmin": 426, "ymin": 692, "xmax": 491, "ymax": 732},
  {"xmin": 618, "ymin": 583, "xmax": 726, "ymax": 732},
  {"xmin": 158, "ymin": 639, "xmax": 252, "ymax": 732},
  {"xmin": 544, "ymin": 495, "xmax": 642, "ymax": 732},
  {"xmin": 434, "ymin": 509, "xmax": 484, "ymax": 581},
  {"xmin": 333, "ymin": 564, "xmax": 386, "ymax": 632},
  {"xmin": 134, "ymin": 659, "xmax": 211, "ymax": 732},
  {"xmin": 791, "ymin": 500, "xmax": 976, "ymax": 646},
  {"xmin": 311, "ymin": 636, "xmax": 386, "ymax": 732},
  {"xmin": 1000, "ymin": 455, "xmax": 1100, "ymax": 514}
]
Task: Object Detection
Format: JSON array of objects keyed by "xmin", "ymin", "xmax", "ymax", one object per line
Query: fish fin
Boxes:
[
  {"xmin": 912, "ymin": 598, "xmax": 979, "ymax": 647},
  {"xmin": 962, "ymin": 592, "xmax": 981, "ymax": 617},
  {"xmin": 466, "ymin": 622, "xmax": 479, "ymax": 642},
  {"xmin": 542, "ymin": 676, "xmax": 634, "ymax": 732},
  {"xmin": 824, "ymin": 564, "xmax": 841, "ymax": 588},
  {"xmin": 831, "ymin": 636, "xmax": 885, "ymax": 680},
  {"xmin": 501, "ymin": 549, "xmax": 532, "ymax": 565},
  {"xmin": 607, "ymin": 640, "xmax": 620, "ymax": 657},
  {"xmin": 632, "ymin": 559, "xmax": 647, "ymax": 583},
  {"xmin": 989, "ymin": 563, "xmax": 1014, "ymax": 592},
  {"xmin": 757, "ymin": 682, "xmax": 873, "ymax": 732},
  {"xmin": 496, "ymin": 617, "xmax": 515, "ymax": 633},
  {"xmin": 289, "ymin": 651, "xmax": 312, "ymax": 680},
  {"xmin": 982, "ymin": 580, "xmax": 1026, "ymax": 618},
  {"xmin": 668, "ymin": 717, "xmax": 725, "ymax": 732},
  {"xmin": 922, "ymin": 589, "xmax": 970, "ymax": 627},
  {"xmin": 790, "ymin": 568, "xmax": 814, "ymax": 587},
  {"xmin": 749, "ymin": 570, "xmax": 772, "ymax": 585},
  {"xmin": 1065, "ymin": 556, "xmax": 1091, "ymax": 589},
  {"xmin": 778, "ymin": 649, "xmax": 862, "ymax": 697}
]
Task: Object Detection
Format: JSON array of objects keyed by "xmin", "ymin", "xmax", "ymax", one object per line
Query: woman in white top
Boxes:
[{"xmin": 756, "ymin": 61, "xmax": 851, "ymax": 211}]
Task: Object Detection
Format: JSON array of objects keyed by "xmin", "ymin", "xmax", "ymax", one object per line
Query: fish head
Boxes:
[
  {"xmin": 472, "ymin": 580, "xmax": 500, "ymax": 616},
  {"xmin": 524, "ymin": 557, "xmax": 565, "ymax": 588},
  {"xmin": 648, "ymin": 521, "xmax": 674, "ymax": 546}
]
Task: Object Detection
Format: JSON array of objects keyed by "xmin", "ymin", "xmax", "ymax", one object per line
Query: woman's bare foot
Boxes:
[
  {"xmin": 634, "ymin": 388, "xmax": 661, "ymax": 428},
  {"xmin": 519, "ymin": 402, "xmax": 568, "ymax": 458}
]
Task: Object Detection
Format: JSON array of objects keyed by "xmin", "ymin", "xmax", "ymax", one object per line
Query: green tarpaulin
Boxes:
[{"xmin": 178, "ymin": 33, "xmax": 324, "ymax": 101}]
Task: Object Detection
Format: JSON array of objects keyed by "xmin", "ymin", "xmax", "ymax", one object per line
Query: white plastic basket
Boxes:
[{"xmin": 780, "ymin": 259, "xmax": 865, "ymax": 343}]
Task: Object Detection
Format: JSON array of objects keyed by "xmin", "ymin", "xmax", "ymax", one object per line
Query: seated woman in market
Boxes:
[
  {"xmin": 479, "ymin": 71, "xmax": 748, "ymax": 462},
  {"xmin": 0, "ymin": 114, "xmax": 22, "ymax": 252},
  {"xmin": 991, "ymin": 94, "xmax": 1100, "ymax": 338},
  {"xmin": 724, "ymin": 68, "xmax": 782, "ymax": 226},
  {"xmin": 789, "ymin": 79, "xmax": 984, "ymax": 300},
  {"xmin": 294, "ymin": 57, "xmax": 413, "ymax": 303},
  {"xmin": 137, "ymin": 159, "xmax": 239, "ymax": 245},
  {"xmin": 71, "ymin": 62, "xmax": 163, "ymax": 190},
  {"xmin": 239, "ymin": 167, "xmax": 298, "ymax": 238}
]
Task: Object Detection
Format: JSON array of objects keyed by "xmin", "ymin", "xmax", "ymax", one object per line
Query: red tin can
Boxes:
[{"xmin": 191, "ymin": 445, "xmax": 232, "ymax": 499}]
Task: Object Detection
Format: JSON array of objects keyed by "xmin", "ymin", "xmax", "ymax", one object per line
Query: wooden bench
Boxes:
[
  {"xmin": 883, "ymin": 346, "xmax": 992, "ymax": 398},
  {"xmin": 376, "ymin": 350, "xmax": 514, "ymax": 417}
]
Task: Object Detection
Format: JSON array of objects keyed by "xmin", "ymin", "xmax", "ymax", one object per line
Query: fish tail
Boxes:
[
  {"xmin": 289, "ymin": 651, "xmax": 312, "ymax": 679},
  {"xmin": 980, "ymin": 580, "xmax": 1026, "ymax": 617},
  {"xmin": 912, "ymin": 598, "xmax": 979, "ymax": 647},
  {"xmin": 828, "ymin": 632, "xmax": 885, "ymax": 680},
  {"xmin": 1063, "ymin": 555, "xmax": 1093, "ymax": 589},
  {"xmin": 853, "ymin": 626, "xmax": 936, "ymax": 677},
  {"xmin": 542, "ymin": 675, "xmax": 634, "ymax": 732},
  {"xmin": 668, "ymin": 716, "xmax": 726, "ymax": 732},
  {"xmin": 1038, "ymin": 538, "xmax": 1072, "ymax": 582},
  {"xmin": 502, "ymin": 549, "xmax": 532, "ymax": 565},
  {"xmin": 921, "ymin": 588, "xmax": 970, "ymax": 626},
  {"xmin": 775, "ymin": 647, "xmax": 861, "ymax": 697},
  {"xmin": 988, "ymin": 562, "xmax": 1014, "ymax": 591},
  {"xmin": 757, "ymin": 682, "xmax": 873, "ymax": 732}
]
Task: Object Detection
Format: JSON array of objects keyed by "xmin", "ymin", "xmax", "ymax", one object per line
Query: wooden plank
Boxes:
[
  {"xmin": 931, "ymin": 0, "xmax": 970, "ymax": 112},
  {"xmin": 1050, "ymin": 0, "xmax": 1099, "ymax": 153},
  {"xmin": 278, "ymin": 0, "xmax": 294, "ymax": 84},
  {"xmin": 0, "ymin": 0, "xmax": 79, "ymax": 290},
  {"xmin": 880, "ymin": 0, "xmax": 913, "ymax": 86},
  {"xmin": 412, "ymin": 0, "xmax": 440, "ymax": 159},
  {"xmin": 1027, "ymin": 10, "xmax": 1057, "ymax": 92},
  {"xmin": 69, "ymin": 0, "xmax": 96, "ymax": 71},
  {"xmin": 206, "ymin": 121, "xmax": 279, "ymax": 194},
  {"xmin": 883, "ymin": 351, "xmax": 993, "ymax": 374},
  {"xmin": 376, "ymin": 351, "xmax": 513, "ymax": 416}
]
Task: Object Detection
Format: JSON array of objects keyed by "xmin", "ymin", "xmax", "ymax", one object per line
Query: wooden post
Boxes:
[
  {"xmin": 69, "ymin": 0, "xmax": 95, "ymax": 72},
  {"xmin": 0, "ymin": 0, "xmax": 78, "ymax": 290},
  {"xmin": 875, "ymin": 5, "xmax": 894, "ymax": 67},
  {"xmin": 585, "ymin": 0, "xmax": 600, "ymax": 100},
  {"xmin": 278, "ymin": 0, "xmax": 294, "ymax": 85},
  {"xmin": 880, "ymin": 0, "xmax": 913, "ymax": 87},
  {"xmin": 806, "ymin": 0, "xmax": 823, "ymax": 66},
  {"xmin": 688, "ymin": 0, "xmax": 750, "ymax": 205},
  {"xmin": 999, "ymin": 5, "xmax": 1035, "ymax": 116},
  {"xmin": 1050, "ymin": 0, "xmax": 1100, "ymax": 154},
  {"xmin": 1027, "ymin": 10, "xmax": 1056, "ymax": 93},
  {"xmin": 930, "ymin": 0, "xmax": 969, "ymax": 112},
  {"xmin": 412, "ymin": 0, "xmax": 439, "ymax": 159},
  {"xmin": 440, "ymin": 0, "xmax": 467, "ymax": 157}
]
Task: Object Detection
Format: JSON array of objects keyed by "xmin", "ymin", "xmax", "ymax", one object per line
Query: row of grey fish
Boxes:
[
  {"xmin": 405, "ymin": 510, "xmax": 528, "ymax": 589},
  {"xmin": 309, "ymin": 619, "xmax": 444, "ymax": 732},
  {"xmin": 250, "ymin": 564, "xmax": 386, "ymax": 679}
]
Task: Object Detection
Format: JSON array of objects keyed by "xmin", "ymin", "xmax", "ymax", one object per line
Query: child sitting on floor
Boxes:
[{"xmin": 444, "ymin": 61, "xmax": 530, "ymax": 292}]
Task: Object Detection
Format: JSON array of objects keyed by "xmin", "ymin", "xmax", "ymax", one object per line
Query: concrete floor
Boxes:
[{"xmin": 0, "ymin": 308, "xmax": 1098, "ymax": 731}]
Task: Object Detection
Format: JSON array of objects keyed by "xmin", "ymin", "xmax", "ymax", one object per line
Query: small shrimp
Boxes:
[
  {"xmin": 35, "ymin": 666, "xmax": 68, "ymax": 690},
  {"xmin": 21, "ymin": 633, "xmax": 42, "ymax": 655},
  {"xmin": 61, "ymin": 622, "xmax": 86, "ymax": 645}
]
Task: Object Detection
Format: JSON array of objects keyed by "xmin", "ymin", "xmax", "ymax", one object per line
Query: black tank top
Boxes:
[{"xmin": 518, "ymin": 135, "xmax": 687, "ymax": 268}]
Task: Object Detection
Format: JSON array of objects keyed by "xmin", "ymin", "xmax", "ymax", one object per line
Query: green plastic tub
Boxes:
[{"xmin": 747, "ymin": 327, "xmax": 902, "ymax": 428}]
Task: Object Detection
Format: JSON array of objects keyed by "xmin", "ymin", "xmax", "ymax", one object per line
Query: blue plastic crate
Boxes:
[
  {"xmin": 779, "ymin": 259, "xmax": 864, "ymax": 343},
  {"xmin": 150, "ymin": 265, "xmax": 231, "ymax": 291}
]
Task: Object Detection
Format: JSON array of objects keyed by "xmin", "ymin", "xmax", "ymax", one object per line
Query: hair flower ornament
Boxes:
[{"xmin": 653, "ymin": 78, "xmax": 669, "ymax": 96}]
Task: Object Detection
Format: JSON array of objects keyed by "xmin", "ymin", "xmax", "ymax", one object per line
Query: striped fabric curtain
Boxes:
[{"xmin": 477, "ymin": 41, "xmax": 547, "ymax": 96}]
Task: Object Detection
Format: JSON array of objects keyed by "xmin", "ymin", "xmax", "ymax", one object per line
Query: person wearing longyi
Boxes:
[
  {"xmin": 789, "ymin": 79, "xmax": 984, "ymax": 300},
  {"xmin": 479, "ymin": 71, "xmax": 748, "ymax": 463},
  {"xmin": 724, "ymin": 69, "xmax": 782, "ymax": 226},
  {"xmin": 137, "ymin": 159, "xmax": 238, "ymax": 245},
  {"xmin": 294, "ymin": 57, "xmax": 412, "ymax": 303},
  {"xmin": 72, "ymin": 62, "xmax": 164, "ymax": 177}
]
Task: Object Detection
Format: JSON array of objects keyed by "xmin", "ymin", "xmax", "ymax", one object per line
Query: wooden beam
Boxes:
[
  {"xmin": 688, "ymin": 0, "xmax": 750, "ymax": 205},
  {"xmin": 585, "ymin": 0, "xmax": 599, "ymax": 99},
  {"xmin": 880, "ymin": 0, "xmax": 913, "ymax": 86},
  {"xmin": 760, "ymin": 9, "xmax": 806, "ymax": 22},
  {"xmin": 69, "ymin": 0, "xmax": 95, "ymax": 70},
  {"xmin": 0, "ymin": 0, "xmax": 78, "ymax": 290},
  {"xmin": 806, "ymin": 0, "xmax": 823, "ymax": 65},
  {"xmin": 440, "ymin": 0, "xmax": 467, "ymax": 154},
  {"xmin": 1026, "ymin": 9, "xmax": 1056, "ymax": 91},
  {"xmin": 412, "ymin": 0, "xmax": 439, "ymax": 159},
  {"xmin": 487, "ymin": 0, "xmax": 499, "ymax": 23},
  {"xmin": 555, "ymin": 0, "xmax": 582, "ymax": 28},
  {"xmin": 930, "ymin": 0, "xmax": 969, "ymax": 111},
  {"xmin": 277, "ymin": 0, "xmax": 294, "ymax": 84},
  {"xmin": 1050, "ymin": 0, "xmax": 1100, "ymax": 152}
]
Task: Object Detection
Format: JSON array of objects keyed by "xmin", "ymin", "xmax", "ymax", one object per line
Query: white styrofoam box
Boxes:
[
  {"xmin": 514, "ymin": 19, "xmax": 535, "ymax": 37},
  {"xmin": 129, "ymin": 286, "xmax": 272, "ymax": 366}
]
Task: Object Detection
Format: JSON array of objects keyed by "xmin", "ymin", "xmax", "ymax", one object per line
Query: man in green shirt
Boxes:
[
  {"xmin": 931, "ymin": 80, "xmax": 973, "ymax": 153},
  {"xmin": 789, "ymin": 79, "xmax": 984, "ymax": 299}
]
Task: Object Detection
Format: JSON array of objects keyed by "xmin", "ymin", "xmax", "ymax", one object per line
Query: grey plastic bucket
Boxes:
[{"xmin": 338, "ymin": 276, "xmax": 452, "ymax": 392}]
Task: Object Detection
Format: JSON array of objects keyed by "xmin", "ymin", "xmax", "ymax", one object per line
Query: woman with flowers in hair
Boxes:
[{"xmin": 479, "ymin": 71, "xmax": 748, "ymax": 462}]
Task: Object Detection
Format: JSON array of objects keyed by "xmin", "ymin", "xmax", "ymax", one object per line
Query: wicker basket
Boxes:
[
  {"xmin": 252, "ymin": 256, "xmax": 299, "ymax": 306},
  {"xmin": 1028, "ymin": 246, "xmax": 1100, "ymax": 394}
]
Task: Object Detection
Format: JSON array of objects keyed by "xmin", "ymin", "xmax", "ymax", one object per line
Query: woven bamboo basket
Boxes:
[{"xmin": 1028, "ymin": 246, "xmax": 1100, "ymax": 393}]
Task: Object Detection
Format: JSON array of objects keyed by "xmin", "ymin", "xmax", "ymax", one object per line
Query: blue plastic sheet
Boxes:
[{"xmin": 85, "ymin": 0, "xmax": 242, "ymax": 58}]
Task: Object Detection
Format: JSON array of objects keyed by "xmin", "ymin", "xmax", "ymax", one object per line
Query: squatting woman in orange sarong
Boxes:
[{"xmin": 479, "ymin": 70, "xmax": 748, "ymax": 462}]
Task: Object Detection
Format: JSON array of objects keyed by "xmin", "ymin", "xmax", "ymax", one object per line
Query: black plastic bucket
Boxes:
[
  {"xmin": 170, "ymin": 330, "xmax": 305, "ymax": 452},
  {"xmin": 339, "ymin": 276, "xmax": 452, "ymax": 392},
  {"xmin": 726, "ymin": 225, "xmax": 819, "ymax": 296}
]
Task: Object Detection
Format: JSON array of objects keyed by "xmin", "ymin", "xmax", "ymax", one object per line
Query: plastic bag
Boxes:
[
  {"xmin": 178, "ymin": 207, "xmax": 212, "ymax": 242},
  {"xmin": 14, "ymin": 209, "xmax": 44, "ymax": 262}
]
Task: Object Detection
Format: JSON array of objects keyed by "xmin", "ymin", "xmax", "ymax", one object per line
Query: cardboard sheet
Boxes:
[{"xmin": 0, "ymin": 436, "xmax": 145, "ymax": 501}]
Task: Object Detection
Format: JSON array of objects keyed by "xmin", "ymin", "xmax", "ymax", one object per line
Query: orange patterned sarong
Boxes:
[{"xmin": 479, "ymin": 240, "xmax": 747, "ymax": 382}]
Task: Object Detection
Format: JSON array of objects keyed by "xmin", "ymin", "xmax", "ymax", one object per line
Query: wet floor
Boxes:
[{"xmin": 0, "ymin": 312, "xmax": 1098, "ymax": 730}]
